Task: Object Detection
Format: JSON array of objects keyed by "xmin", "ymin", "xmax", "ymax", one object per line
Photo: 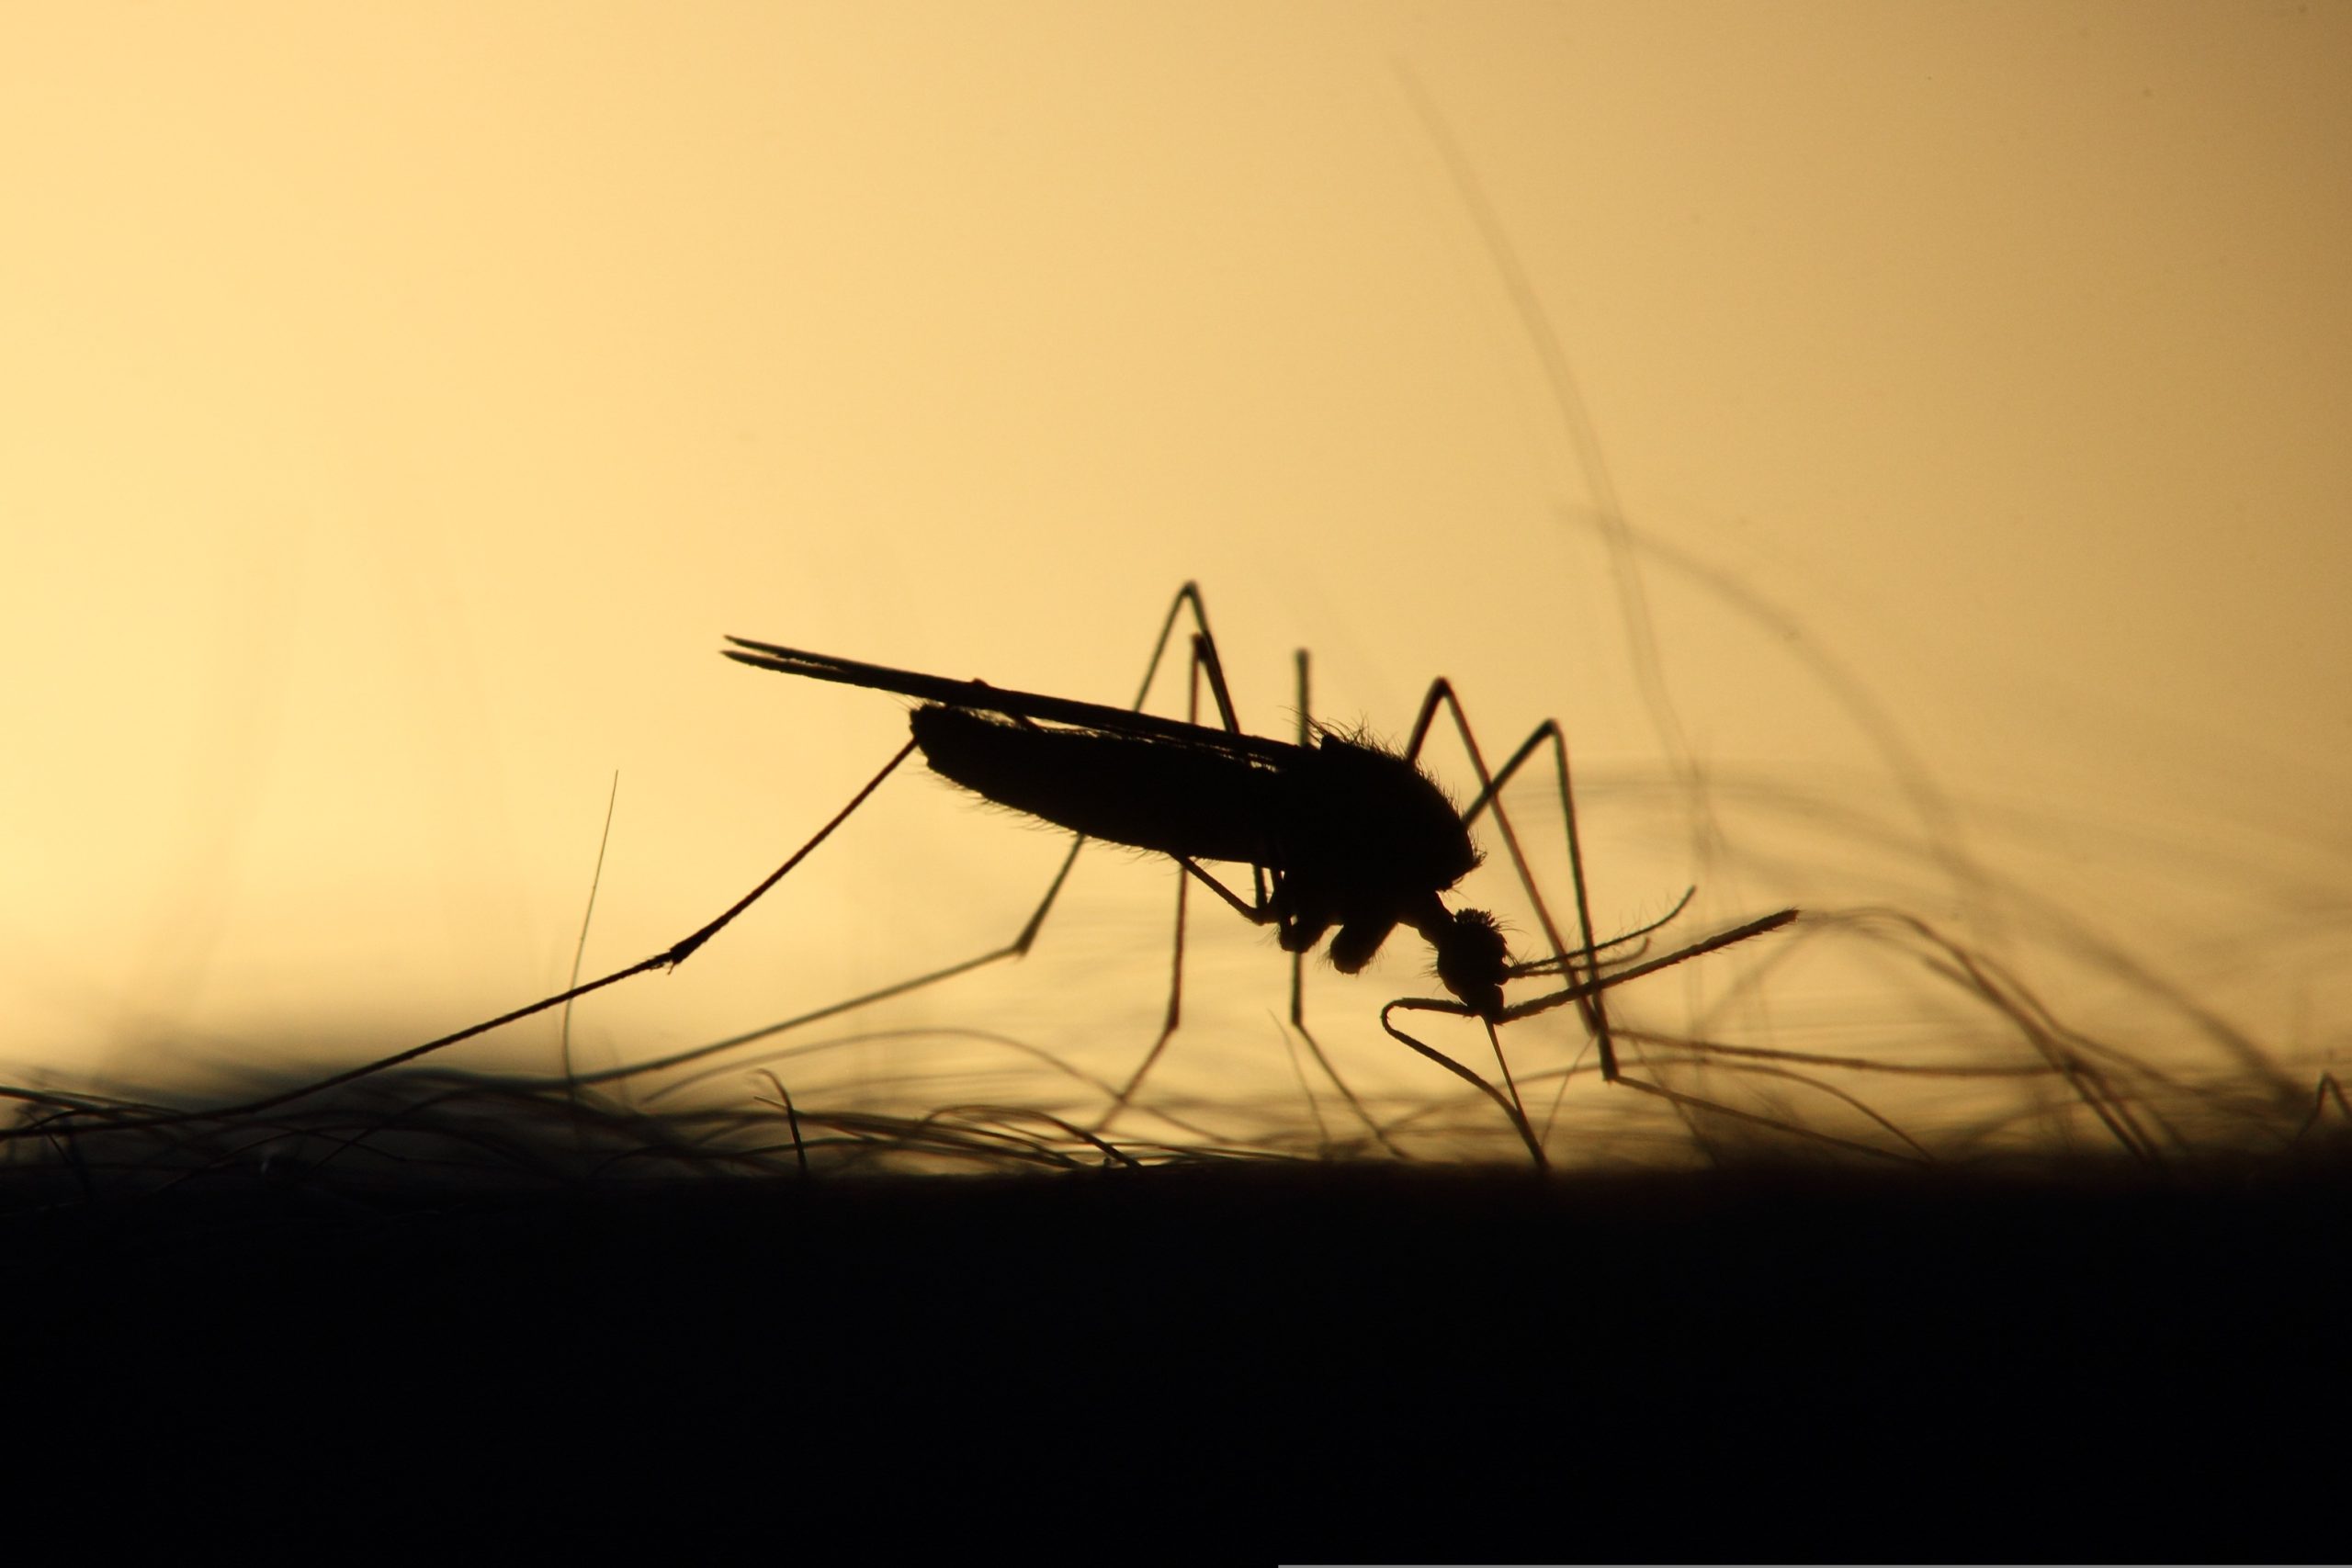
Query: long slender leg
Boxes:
[
  {"xmin": 1390, "ymin": 681, "xmax": 1823, "ymax": 1164},
  {"xmin": 2, "ymin": 739, "xmax": 925, "ymax": 1145},
  {"xmin": 1450, "ymin": 722, "xmax": 1826, "ymax": 1157},
  {"xmin": 1148, "ymin": 588, "xmax": 1266, "ymax": 917},
  {"xmin": 1382, "ymin": 908, "xmax": 1802, "ymax": 1168},
  {"xmin": 1099, "ymin": 628, "xmax": 1409, "ymax": 1155},
  {"xmin": 1386, "ymin": 685, "xmax": 1605, "ymax": 1162},
  {"xmin": 1379, "ymin": 999, "xmax": 1548, "ymax": 1168},
  {"xmin": 1093, "ymin": 591, "xmax": 1317, "ymax": 1134},
  {"xmin": 1093, "ymin": 627, "xmax": 1224, "ymax": 1133},
  {"xmin": 1403, "ymin": 682, "xmax": 1615, "ymax": 1079}
]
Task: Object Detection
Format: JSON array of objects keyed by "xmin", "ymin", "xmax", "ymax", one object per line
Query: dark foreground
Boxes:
[{"xmin": 6, "ymin": 1150, "xmax": 2345, "ymax": 1559}]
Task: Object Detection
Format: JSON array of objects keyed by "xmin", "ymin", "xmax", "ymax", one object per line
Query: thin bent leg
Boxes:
[
  {"xmin": 3, "ymin": 739, "xmax": 925, "ymax": 1145},
  {"xmin": 1379, "ymin": 1000, "xmax": 1547, "ymax": 1169},
  {"xmin": 1097, "ymin": 588, "xmax": 1277, "ymax": 1134},
  {"xmin": 1402, "ymin": 681, "xmax": 1617, "ymax": 1080},
  {"xmin": 1384, "ymin": 908, "xmax": 1802, "ymax": 1168},
  {"xmin": 1099, "ymin": 600, "xmax": 1396, "ymax": 1155}
]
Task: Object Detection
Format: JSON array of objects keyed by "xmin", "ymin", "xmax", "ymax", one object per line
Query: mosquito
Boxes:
[{"xmin": 718, "ymin": 581, "xmax": 1796, "ymax": 1165}]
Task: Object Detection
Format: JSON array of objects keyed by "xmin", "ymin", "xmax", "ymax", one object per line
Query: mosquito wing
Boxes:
[{"xmin": 723, "ymin": 637, "xmax": 1296, "ymax": 763}]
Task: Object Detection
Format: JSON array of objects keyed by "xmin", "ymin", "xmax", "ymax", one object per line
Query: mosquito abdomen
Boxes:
[{"xmin": 910, "ymin": 704, "xmax": 1282, "ymax": 865}]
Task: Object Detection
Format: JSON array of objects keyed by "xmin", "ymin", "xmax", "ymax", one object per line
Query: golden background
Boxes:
[{"xmin": 5, "ymin": 3, "xmax": 2346, "ymax": 1152}]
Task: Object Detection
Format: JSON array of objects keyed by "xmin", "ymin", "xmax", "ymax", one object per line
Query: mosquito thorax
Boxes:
[{"xmin": 1296, "ymin": 731, "xmax": 1481, "ymax": 895}]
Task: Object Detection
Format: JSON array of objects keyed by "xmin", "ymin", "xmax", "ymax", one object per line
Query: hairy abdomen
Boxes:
[{"xmin": 910, "ymin": 705, "xmax": 1282, "ymax": 865}]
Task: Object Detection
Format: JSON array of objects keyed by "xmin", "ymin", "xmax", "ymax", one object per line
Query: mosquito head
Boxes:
[{"xmin": 1419, "ymin": 905, "xmax": 1509, "ymax": 1022}]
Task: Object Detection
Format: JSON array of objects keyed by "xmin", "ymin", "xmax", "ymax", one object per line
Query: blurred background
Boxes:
[{"xmin": 4, "ymin": 1, "xmax": 2346, "ymax": 1162}]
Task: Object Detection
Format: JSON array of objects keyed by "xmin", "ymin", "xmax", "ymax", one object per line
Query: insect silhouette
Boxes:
[
  {"xmin": 729, "ymin": 616, "xmax": 1508, "ymax": 1021},
  {"xmin": 715, "ymin": 582, "xmax": 1796, "ymax": 1166}
]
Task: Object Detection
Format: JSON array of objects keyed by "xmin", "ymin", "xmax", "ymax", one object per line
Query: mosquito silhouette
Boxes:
[
  {"xmin": 713, "ymin": 582, "xmax": 1794, "ymax": 1165},
  {"xmin": 728, "ymin": 621, "xmax": 1510, "ymax": 1021}
]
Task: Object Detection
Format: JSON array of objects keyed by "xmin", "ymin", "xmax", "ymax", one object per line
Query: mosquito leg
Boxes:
[
  {"xmin": 1091, "ymin": 602, "xmax": 1239, "ymax": 1135},
  {"xmin": 1101, "ymin": 623, "xmax": 1404, "ymax": 1154},
  {"xmin": 1096, "ymin": 841, "xmax": 1193, "ymax": 1135},
  {"xmin": 1095, "ymin": 591, "xmax": 1273, "ymax": 1135},
  {"xmin": 1381, "ymin": 1001, "xmax": 1547, "ymax": 1169},
  {"xmin": 1503, "ymin": 910, "xmax": 1917, "ymax": 1165},
  {"xmin": 1173, "ymin": 859, "xmax": 1272, "ymax": 922},
  {"xmin": 1, "ymin": 739, "xmax": 926, "ymax": 1145},
  {"xmin": 1385, "ymin": 908, "xmax": 1805, "ymax": 1168},
  {"xmin": 1403, "ymin": 682, "xmax": 1616, "ymax": 1079},
  {"xmin": 1155, "ymin": 583, "xmax": 1267, "ymax": 918},
  {"xmin": 662, "ymin": 740, "xmax": 919, "ymax": 967}
]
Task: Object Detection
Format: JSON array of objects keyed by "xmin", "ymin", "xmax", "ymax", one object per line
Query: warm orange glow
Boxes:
[{"xmin": 4, "ymin": 4, "xmax": 2346, "ymax": 1162}]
